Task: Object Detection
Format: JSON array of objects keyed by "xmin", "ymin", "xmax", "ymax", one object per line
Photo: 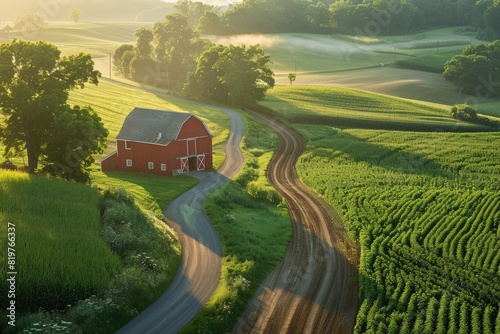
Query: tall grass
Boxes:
[{"xmin": 0, "ymin": 171, "xmax": 122, "ymax": 312}]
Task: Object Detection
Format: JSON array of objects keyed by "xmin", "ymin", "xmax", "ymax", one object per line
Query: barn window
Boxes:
[
  {"xmin": 126, "ymin": 159, "xmax": 133, "ymax": 167},
  {"xmin": 148, "ymin": 162, "xmax": 154, "ymax": 170},
  {"xmin": 125, "ymin": 141, "xmax": 132, "ymax": 150},
  {"xmin": 161, "ymin": 164, "xmax": 167, "ymax": 171}
]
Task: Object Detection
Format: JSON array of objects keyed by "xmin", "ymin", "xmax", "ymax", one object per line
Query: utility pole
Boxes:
[{"xmin": 109, "ymin": 53, "xmax": 112, "ymax": 79}]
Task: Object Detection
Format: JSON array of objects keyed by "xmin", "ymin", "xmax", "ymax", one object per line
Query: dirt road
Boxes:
[
  {"xmin": 233, "ymin": 111, "xmax": 359, "ymax": 334},
  {"xmin": 117, "ymin": 106, "xmax": 244, "ymax": 334}
]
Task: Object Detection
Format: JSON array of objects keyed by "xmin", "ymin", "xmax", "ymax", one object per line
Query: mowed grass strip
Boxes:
[
  {"xmin": 0, "ymin": 171, "xmax": 122, "ymax": 311},
  {"xmin": 259, "ymin": 85, "xmax": 487, "ymax": 131},
  {"xmin": 92, "ymin": 171, "xmax": 198, "ymax": 217}
]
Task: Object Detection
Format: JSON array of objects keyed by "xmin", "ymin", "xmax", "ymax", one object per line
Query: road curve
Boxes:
[
  {"xmin": 233, "ymin": 111, "xmax": 359, "ymax": 334},
  {"xmin": 117, "ymin": 106, "xmax": 244, "ymax": 334}
]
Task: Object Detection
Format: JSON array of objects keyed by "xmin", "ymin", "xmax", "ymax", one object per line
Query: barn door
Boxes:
[
  {"xmin": 197, "ymin": 155, "xmax": 205, "ymax": 171},
  {"xmin": 180, "ymin": 157, "xmax": 189, "ymax": 173},
  {"xmin": 187, "ymin": 139, "xmax": 196, "ymax": 156}
]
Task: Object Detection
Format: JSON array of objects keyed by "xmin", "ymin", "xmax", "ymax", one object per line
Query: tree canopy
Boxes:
[
  {"xmin": 0, "ymin": 40, "xmax": 107, "ymax": 182},
  {"xmin": 164, "ymin": 0, "xmax": 496, "ymax": 39},
  {"xmin": 114, "ymin": 13, "xmax": 274, "ymax": 107},
  {"xmin": 443, "ymin": 40, "xmax": 500, "ymax": 97},
  {"xmin": 185, "ymin": 44, "xmax": 275, "ymax": 106}
]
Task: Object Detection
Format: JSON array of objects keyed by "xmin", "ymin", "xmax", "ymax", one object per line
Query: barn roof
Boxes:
[{"xmin": 117, "ymin": 107, "xmax": 209, "ymax": 145}]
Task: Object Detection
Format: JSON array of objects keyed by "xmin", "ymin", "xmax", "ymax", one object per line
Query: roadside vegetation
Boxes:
[
  {"xmin": 181, "ymin": 111, "xmax": 292, "ymax": 333},
  {"xmin": 258, "ymin": 85, "xmax": 500, "ymax": 333}
]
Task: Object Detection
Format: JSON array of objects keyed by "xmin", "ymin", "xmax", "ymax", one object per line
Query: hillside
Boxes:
[{"xmin": 259, "ymin": 86, "xmax": 492, "ymax": 131}]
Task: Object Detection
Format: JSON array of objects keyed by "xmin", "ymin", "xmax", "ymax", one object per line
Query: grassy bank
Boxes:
[
  {"xmin": 0, "ymin": 170, "xmax": 196, "ymax": 333},
  {"xmin": 396, "ymin": 50, "xmax": 459, "ymax": 73}
]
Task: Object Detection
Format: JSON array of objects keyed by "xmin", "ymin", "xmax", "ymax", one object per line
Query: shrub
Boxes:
[{"xmin": 235, "ymin": 167, "xmax": 259, "ymax": 187}]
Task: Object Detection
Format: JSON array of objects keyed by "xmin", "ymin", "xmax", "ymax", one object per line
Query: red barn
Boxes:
[{"xmin": 100, "ymin": 108, "xmax": 213, "ymax": 176}]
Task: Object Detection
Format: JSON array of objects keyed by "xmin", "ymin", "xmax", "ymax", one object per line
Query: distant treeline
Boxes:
[{"xmin": 186, "ymin": 0, "xmax": 500, "ymax": 40}]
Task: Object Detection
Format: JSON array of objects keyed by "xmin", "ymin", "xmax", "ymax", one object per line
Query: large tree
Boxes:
[
  {"xmin": 186, "ymin": 43, "xmax": 275, "ymax": 107},
  {"xmin": 0, "ymin": 40, "xmax": 106, "ymax": 182},
  {"xmin": 443, "ymin": 40, "xmax": 500, "ymax": 96}
]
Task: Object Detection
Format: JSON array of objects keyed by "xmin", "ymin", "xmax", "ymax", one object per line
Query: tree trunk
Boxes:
[{"xmin": 24, "ymin": 119, "xmax": 37, "ymax": 174}]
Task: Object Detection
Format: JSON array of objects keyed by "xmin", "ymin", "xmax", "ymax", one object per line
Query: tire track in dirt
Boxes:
[{"xmin": 233, "ymin": 110, "xmax": 359, "ymax": 334}]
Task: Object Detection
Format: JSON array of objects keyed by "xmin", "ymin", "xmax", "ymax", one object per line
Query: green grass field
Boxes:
[
  {"xmin": 92, "ymin": 171, "xmax": 198, "ymax": 217},
  {"xmin": 396, "ymin": 50, "xmax": 459, "ymax": 73},
  {"xmin": 0, "ymin": 171, "xmax": 122, "ymax": 312},
  {"xmin": 227, "ymin": 27, "xmax": 479, "ymax": 76},
  {"xmin": 259, "ymin": 86, "xmax": 491, "ymax": 131},
  {"xmin": 0, "ymin": 22, "xmax": 148, "ymax": 58}
]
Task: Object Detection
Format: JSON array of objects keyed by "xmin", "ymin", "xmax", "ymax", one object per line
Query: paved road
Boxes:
[
  {"xmin": 117, "ymin": 106, "xmax": 244, "ymax": 334},
  {"xmin": 233, "ymin": 111, "xmax": 359, "ymax": 334}
]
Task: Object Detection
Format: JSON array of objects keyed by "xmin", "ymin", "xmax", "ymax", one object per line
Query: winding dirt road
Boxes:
[
  {"xmin": 233, "ymin": 111, "xmax": 359, "ymax": 334},
  {"xmin": 117, "ymin": 106, "xmax": 244, "ymax": 334}
]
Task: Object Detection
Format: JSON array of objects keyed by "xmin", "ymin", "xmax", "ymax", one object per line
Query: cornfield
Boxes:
[{"xmin": 0, "ymin": 171, "xmax": 122, "ymax": 311}]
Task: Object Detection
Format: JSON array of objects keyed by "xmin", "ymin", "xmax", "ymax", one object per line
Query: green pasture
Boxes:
[
  {"xmin": 0, "ymin": 171, "xmax": 122, "ymax": 311},
  {"xmin": 0, "ymin": 22, "xmax": 148, "ymax": 58},
  {"xmin": 396, "ymin": 50, "xmax": 459, "ymax": 73},
  {"xmin": 259, "ymin": 85, "xmax": 489, "ymax": 131},
  {"xmin": 92, "ymin": 171, "xmax": 198, "ymax": 217},
  {"xmin": 476, "ymin": 100, "xmax": 500, "ymax": 118},
  {"xmin": 249, "ymin": 27, "xmax": 478, "ymax": 75}
]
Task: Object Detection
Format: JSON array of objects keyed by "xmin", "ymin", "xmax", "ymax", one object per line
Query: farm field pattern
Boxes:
[{"xmin": 259, "ymin": 86, "xmax": 500, "ymax": 333}]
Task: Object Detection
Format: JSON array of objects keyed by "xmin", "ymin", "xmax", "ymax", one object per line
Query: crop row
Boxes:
[{"xmin": 292, "ymin": 125, "xmax": 499, "ymax": 333}]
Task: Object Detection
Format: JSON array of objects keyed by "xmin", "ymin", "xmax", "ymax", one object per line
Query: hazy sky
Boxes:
[{"xmin": 163, "ymin": 0, "xmax": 240, "ymax": 4}]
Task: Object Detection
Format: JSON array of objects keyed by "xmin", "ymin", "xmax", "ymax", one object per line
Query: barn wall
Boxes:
[
  {"xmin": 100, "ymin": 152, "xmax": 118, "ymax": 171},
  {"xmin": 108, "ymin": 114, "xmax": 213, "ymax": 176},
  {"xmin": 115, "ymin": 140, "xmax": 174, "ymax": 176}
]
